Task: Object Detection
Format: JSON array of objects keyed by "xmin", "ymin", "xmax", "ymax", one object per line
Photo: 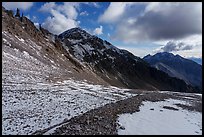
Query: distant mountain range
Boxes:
[
  {"xmin": 143, "ymin": 52, "xmax": 202, "ymax": 90},
  {"xmin": 187, "ymin": 57, "xmax": 202, "ymax": 65}
]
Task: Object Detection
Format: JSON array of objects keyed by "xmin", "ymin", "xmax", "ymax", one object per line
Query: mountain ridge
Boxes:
[{"xmin": 143, "ymin": 52, "xmax": 202, "ymax": 91}]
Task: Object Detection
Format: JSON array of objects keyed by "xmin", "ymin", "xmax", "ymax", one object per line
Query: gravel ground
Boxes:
[{"xmin": 33, "ymin": 90, "xmax": 202, "ymax": 135}]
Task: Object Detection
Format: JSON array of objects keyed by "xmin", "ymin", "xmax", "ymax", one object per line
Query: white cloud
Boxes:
[
  {"xmin": 42, "ymin": 9, "xmax": 79, "ymax": 35},
  {"xmin": 40, "ymin": 2, "xmax": 81, "ymax": 35},
  {"xmin": 58, "ymin": 2, "xmax": 79, "ymax": 19},
  {"xmin": 39, "ymin": 2, "xmax": 56, "ymax": 12},
  {"xmin": 153, "ymin": 34, "xmax": 202, "ymax": 58},
  {"xmin": 2, "ymin": 2, "xmax": 33, "ymax": 11},
  {"xmin": 98, "ymin": 2, "xmax": 128, "ymax": 23},
  {"xmin": 39, "ymin": 2, "xmax": 103, "ymax": 35},
  {"xmin": 39, "ymin": 2, "xmax": 79, "ymax": 19},
  {"xmin": 80, "ymin": 11, "xmax": 89, "ymax": 16},
  {"xmin": 93, "ymin": 26, "xmax": 103, "ymax": 35},
  {"xmin": 155, "ymin": 41, "xmax": 194, "ymax": 53},
  {"xmin": 99, "ymin": 2, "xmax": 146, "ymax": 23}
]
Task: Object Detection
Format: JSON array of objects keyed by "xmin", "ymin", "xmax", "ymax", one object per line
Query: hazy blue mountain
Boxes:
[
  {"xmin": 187, "ymin": 57, "xmax": 202, "ymax": 65},
  {"xmin": 143, "ymin": 52, "xmax": 202, "ymax": 90}
]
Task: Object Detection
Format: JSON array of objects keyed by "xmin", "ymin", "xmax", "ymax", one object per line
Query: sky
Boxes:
[{"xmin": 2, "ymin": 2, "xmax": 202, "ymax": 58}]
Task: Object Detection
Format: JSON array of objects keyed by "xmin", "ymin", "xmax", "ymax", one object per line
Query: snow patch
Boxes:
[
  {"xmin": 117, "ymin": 99, "xmax": 202, "ymax": 135},
  {"xmin": 14, "ymin": 35, "xmax": 25, "ymax": 42},
  {"xmin": 23, "ymin": 51, "xmax": 30, "ymax": 59}
]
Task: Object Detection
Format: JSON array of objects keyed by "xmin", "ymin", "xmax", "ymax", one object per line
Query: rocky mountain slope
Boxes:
[
  {"xmin": 2, "ymin": 6, "xmax": 109, "ymax": 86},
  {"xmin": 143, "ymin": 52, "xmax": 202, "ymax": 90}
]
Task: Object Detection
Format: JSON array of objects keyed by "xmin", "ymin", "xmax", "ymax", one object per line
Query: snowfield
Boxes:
[
  {"xmin": 2, "ymin": 79, "xmax": 135, "ymax": 135},
  {"xmin": 117, "ymin": 98, "xmax": 202, "ymax": 135}
]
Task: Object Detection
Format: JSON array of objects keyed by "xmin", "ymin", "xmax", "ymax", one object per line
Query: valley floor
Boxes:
[
  {"xmin": 3, "ymin": 80, "xmax": 202, "ymax": 135},
  {"xmin": 45, "ymin": 90, "xmax": 202, "ymax": 135},
  {"xmin": 117, "ymin": 97, "xmax": 202, "ymax": 135}
]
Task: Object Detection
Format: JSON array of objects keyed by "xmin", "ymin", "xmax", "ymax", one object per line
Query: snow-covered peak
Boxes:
[
  {"xmin": 64, "ymin": 27, "xmax": 87, "ymax": 34},
  {"xmin": 59, "ymin": 27, "xmax": 121, "ymax": 53},
  {"xmin": 58, "ymin": 27, "xmax": 92, "ymax": 40}
]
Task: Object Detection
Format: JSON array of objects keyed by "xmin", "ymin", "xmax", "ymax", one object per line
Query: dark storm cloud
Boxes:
[
  {"xmin": 113, "ymin": 2, "xmax": 202, "ymax": 42},
  {"xmin": 136, "ymin": 4, "xmax": 201, "ymax": 40}
]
